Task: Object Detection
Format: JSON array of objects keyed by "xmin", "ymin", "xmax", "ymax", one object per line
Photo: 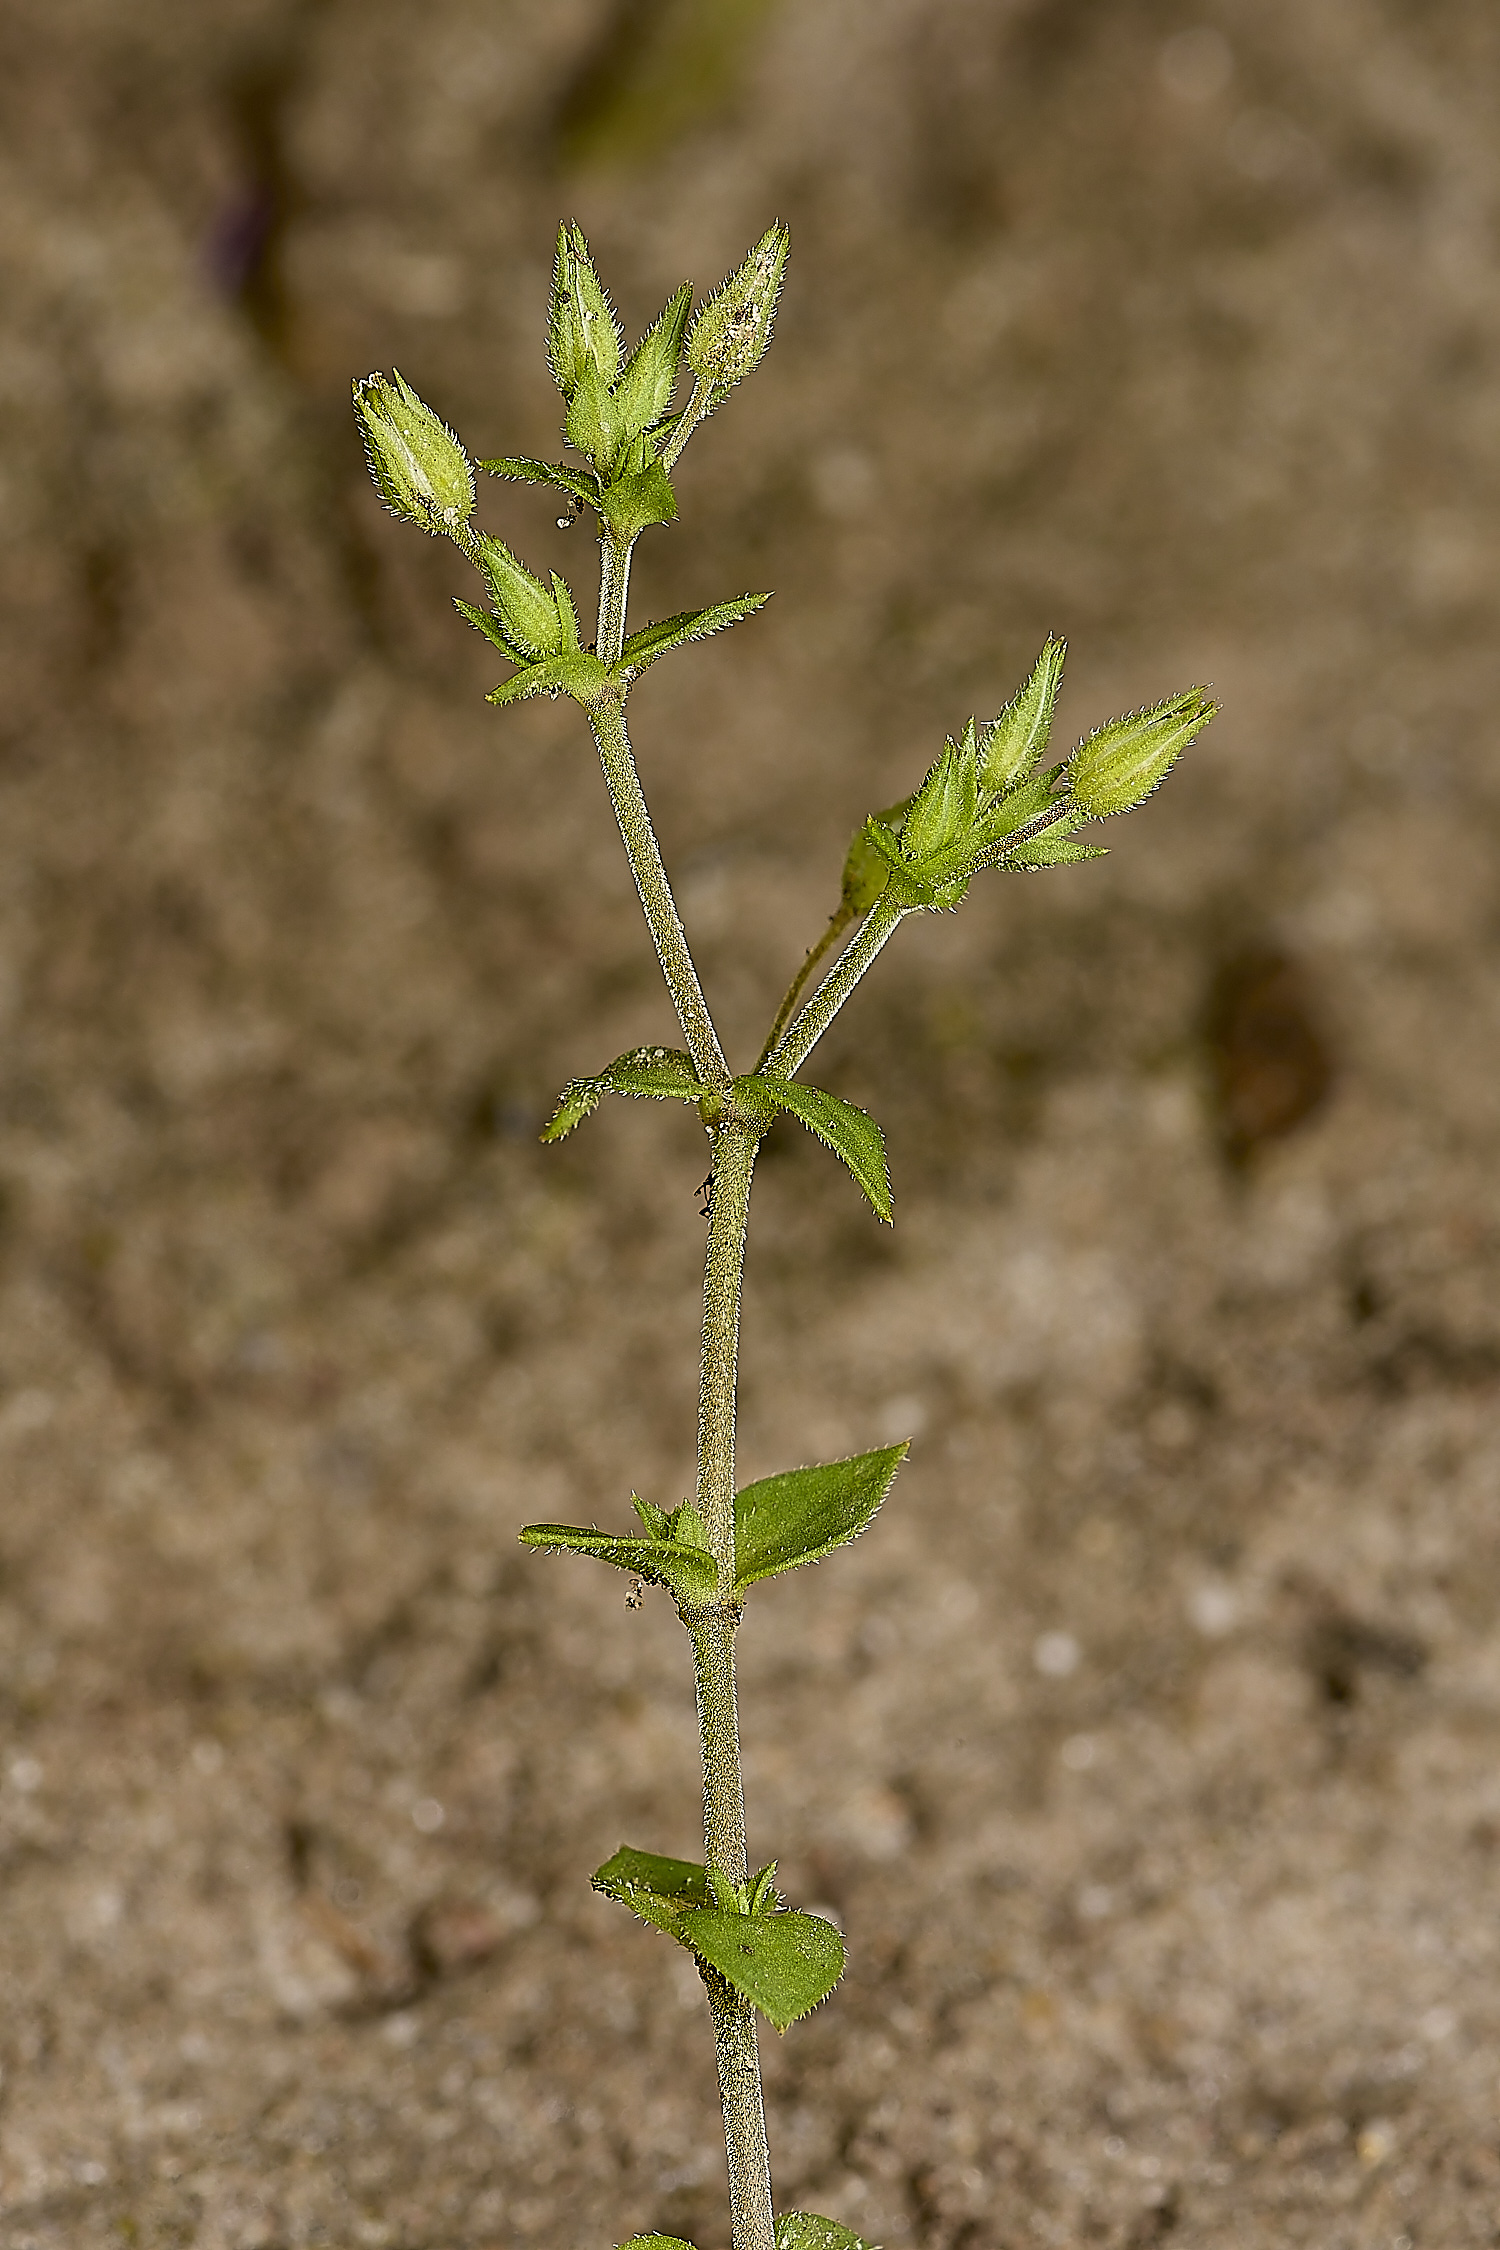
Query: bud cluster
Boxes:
[{"xmin": 853, "ymin": 640, "xmax": 1216, "ymax": 911}]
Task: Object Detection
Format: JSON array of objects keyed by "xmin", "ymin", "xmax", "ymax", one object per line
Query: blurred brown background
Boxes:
[{"xmin": 2, "ymin": 2, "xmax": 1499, "ymax": 2245}]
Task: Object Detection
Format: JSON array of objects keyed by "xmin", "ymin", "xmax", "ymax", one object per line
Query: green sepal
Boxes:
[
  {"xmin": 565, "ymin": 359, "xmax": 622, "ymax": 472},
  {"xmin": 549, "ymin": 223, "xmax": 622, "ymax": 397},
  {"xmin": 475, "ymin": 531, "xmax": 566, "ymax": 659},
  {"xmin": 617, "ymin": 596, "xmax": 770, "ymax": 678},
  {"xmin": 593, "ymin": 1846, "xmax": 712, "ymax": 1936},
  {"xmin": 901, "ymin": 737, "xmax": 979, "ymax": 861},
  {"xmin": 734, "ymin": 1444, "xmax": 907, "ymax": 1595},
  {"xmin": 600, "ymin": 456, "xmax": 679, "ymax": 541},
  {"xmin": 618, "ymin": 2237, "xmax": 700, "ymax": 2250},
  {"xmin": 975, "ymin": 765, "xmax": 1067, "ymax": 844},
  {"xmin": 478, "ymin": 455, "xmax": 602, "ymax": 510},
  {"xmin": 776, "ymin": 2217, "xmax": 876, "ymax": 2250},
  {"xmin": 679, "ymin": 1905, "xmax": 843, "ymax": 2033},
  {"xmin": 453, "ymin": 596, "xmax": 526, "ymax": 659},
  {"xmin": 610, "ymin": 283, "xmax": 693, "ymax": 445},
  {"xmin": 519, "ymin": 1517, "xmax": 716, "ymax": 1605},
  {"xmin": 1005, "ymin": 807, "xmax": 1106, "ymax": 869},
  {"xmin": 486, "ymin": 649, "xmax": 610, "ymax": 708},
  {"xmin": 540, "ymin": 1046, "xmax": 707, "ymax": 1140},
  {"xmin": 734, "ymin": 1073, "xmax": 891, "ymax": 1221},
  {"xmin": 687, "ymin": 223, "xmax": 791, "ymax": 412},
  {"xmin": 1068, "ymin": 688, "xmax": 1218, "ymax": 819},
  {"xmin": 978, "ymin": 635, "xmax": 1067, "ymax": 794},
  {"xmin": 353, "ymin": 370, "xmax": 475, "ymax": 537}
]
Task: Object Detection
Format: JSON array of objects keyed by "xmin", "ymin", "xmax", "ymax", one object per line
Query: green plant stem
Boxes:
[
  {"xmin": 765, "ymin": 891, "xmax": 912, "ymax": 1080},
  {"xmin": 588, "ymin": 688, "xmax": 730, "ymax": 1089},
  {"xmin": 689, "ymin": 1115, "xmax": 774, "ymax": 2250},
  {"xmin": 755, "ymin": 900, "xmax": 856, "ymax": 1072},
  {"xmin": 596, "ymin": 528, "xmax": 635, "ymax": 668},
  {"xmin": 660, "ymin": 378, "xmax": 708, "ymax": 474}
]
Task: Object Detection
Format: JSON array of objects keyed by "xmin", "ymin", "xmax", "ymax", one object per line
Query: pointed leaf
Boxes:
[
  {"xmin": 600, "ymin": 457, "xmax": 679, "ymax": 542},
  {"xmin": 979, "ymin": 635, "xmax": 1067, "ymax": 795},
  {"xmin": 902, "ymin": 741, "xmax": 977, "ymax": 861},
  {"xmin": 734, "ymin": 1444, "xmax": 907, "ymax": 1595},
  {"xmin": 487, "ymin": 649, "xmax": 609, "ymax": 708},
  {"xmin": 551, "ymin": 572, "xmax": 581, "ymax": 652},
  {"xmin": 541, "ymin": 1046, "xmax": 707, "ymax": 1141},
  {"xmin": 519, "ymin": 1522, "xmax": 716, "ymax": 1605},
  {"xmin": 475, "ymin": 532, "xmax": 565, "ymax": 658},
  {"xmin": 618, "ymin": 596, "xmax": 771, "ymax": 677},
  {"xmin": 593, "ymin": 1845, "xmax": 712, "ymax": 1938},
  {"xmin": 453, "ymin": 596, "xmax": 525, "ymax": 659},
  {"xmin": 776, "ymin": 2217, "xmax": 875, "ymax": 2250},
  {"xmin": 742, "ymin": 1076, "xmax": 892, "ymax": 1222},
  {"xmin": 477, "ymin": 455, "xmax": 601, "ymax": 509},
  {"xmin": 618, "ymin": 2237, "xmax": 700, "ymax": 2250},
  {"xmin": 679, "ymin": 1906, "xmax": 843, "ymax": 2032},
  {"xmin": 610, "ymin": 283, "xmax": 693, "ymax": 443}
]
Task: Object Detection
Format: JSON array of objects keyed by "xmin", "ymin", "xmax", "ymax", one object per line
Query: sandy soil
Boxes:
[{"xmin": 2, "ymin": 2, "xmax": 1499, "ymax": 2245}]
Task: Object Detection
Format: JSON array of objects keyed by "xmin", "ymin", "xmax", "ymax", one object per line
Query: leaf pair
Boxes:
[
  {"xmin": 520, "ymin": 1442, "xmax": 908, "ymax": 1609},
  {"xmin": 592, "ymin": 1847, "xmax": 843, "ymax": 2033},
  {"xmin": 619, "ymin": 2221, "xmax": 871, "ymax": 2250},
  {"xmin": 540, "ymin": 1045, "xmax": 891, "ymax": 1222}
]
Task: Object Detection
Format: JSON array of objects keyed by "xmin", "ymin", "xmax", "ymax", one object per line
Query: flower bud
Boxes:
[
  {"xmin": 1068, "ymin": 689, "xmax": 1218, "ymax": 819},
  {"xmin": 353, "ymin": 371, "xmax": 474, "ymax": 536},
  {"xmin": 686, "ymin": 224, "xmax": 790, "ymax": 409},
  {"xmin": 979, "ymin": 636, "xmax": 1066, "ymax": 795},
  {"xmin": 548, "ymin": 223, "xmax": 622, "ymax": 399}
]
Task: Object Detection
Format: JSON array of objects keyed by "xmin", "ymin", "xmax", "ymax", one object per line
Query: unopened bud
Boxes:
[
  {"xmin": 354, "ymin": 372, "xmax": 474, "ymax": 536},
  {"xmin": 686, "ymin": 224, "xmax": 790, "ymax": 409},
  {"xmin": 548, "ymin": 223, "xmax": 622, "ymax": 399},
  {"xmin": 1068, "ymin": 689, "xmax": 1218, "ymax": 819},
  {"xmin": 980, "ymin": 636, "xmax": 1067, "ymax": 795}
]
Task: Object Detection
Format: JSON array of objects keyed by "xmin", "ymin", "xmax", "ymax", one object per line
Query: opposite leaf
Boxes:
[
  {"xmin": 735, "ymin": 1444, "xmax": 908, "ymax": 1596},
  {"xmin": 592, "ymin": 1846, "xmax": 712, "ymax": 1938},
  {"xmin": 618, "ymin": 596, "xmax": 770, "ymax": 679},
  {"xmin": 542, "ymin": 1047, "xmax": 706, "ymax": 1141},
  {"xmin": 679, "ymin": 1905, "xmax": 844, "ymax": 2033},
  {"xmin": 776, "ymin": 2218, "xmax": 877, "ymax": 2250},
  {"xmin": 740, "ymin": 1075, "xmax": 892, "ymax": 1223},
  {"xmin": 518, "ymin": 1521, "xmax": 716, "ymax": 1607}
]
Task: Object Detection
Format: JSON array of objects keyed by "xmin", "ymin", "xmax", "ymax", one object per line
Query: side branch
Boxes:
[{"xmin": 763, "ymin": 893, "xmax": 911, "ymax": 1080}]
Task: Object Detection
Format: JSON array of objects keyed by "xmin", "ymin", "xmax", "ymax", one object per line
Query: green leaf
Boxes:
[
  {"xmin": 776, "ymin": 2216, "xmax": 875, "ymax": 2250},
  {"xmin": 735, "ymin": 1444, "xmax": 907, "ymax": 1594},
  {"xmin": 738, "ymin": 1075, "xmax": 892, "ymax": 1222},
  {"xmin": 979, "ymin": 635, "xmax": 1067, "ymax": 794},
  {"xmin": 519, "ymin": 1520, "xmax": 716, "ymax": 1606},
  {"xmin": 618, "ymin": 2236, "xmax": 700, "ymax": 2250},
  {"xmin": 1068, "ymin": 688, "xmax": 1218, "ymax": 819},
  {"xmin": 478, "ymin": 454, "xmax": 601, "ymax": 509},
  {"xmin": 593, "ymin": 1845, "xmax": 712, "ymax": 1937},
  {"xmin": 453, "ymin": 596, "xmax": 525, "ymax": 659},
  {"xmin": 551, "ymin": 572, "xmax": 581, "ymax": 651},
  {"xmin": 600, "ymin": 457, "xmax": 679, "ymax": 542},
  {"xmin": 841, "ymin": 794, "xmax": 914, "ymax": 916},
  {"xmin": 487, "ymin": 649, "xmax": 610, "ymax": 708},
  {"xmin": 610, "ymin": 283, "xmax": 693, "ymax": 443},
  {"xmin": 618, "ymin": 596, "xmax": 770, "ymax": 677},
  {"xmin": 541, "ymin": 1046, "xmax": 706, "ymax": 1141},
  {"xmin": 475, "ymin": 531, "xmax": 565, "ymax": 658},
  {"xmin": 679, "ymin": 1905, "xmax": 843, "ymax": 2032}
]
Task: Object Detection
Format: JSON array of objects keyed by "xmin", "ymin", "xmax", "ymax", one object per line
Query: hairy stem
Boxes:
[
  {"xmin": 588, "ymin": 690, "xmax": 730, "ymax": 1088},
  {"xmin": 596, "ymin": 528, "xmax": 635, "ymax": 669},
  {"xmin": 755, "ymin": 901, "xmax": 856, "ymax": 1072},
  {"xmin": 765, "ymin": 891, "xmax": 911, "ymax": 1080},
  {"xmin": 660, "ymin": 378, "xmax": 709, "ymax": 474},
  {"xmin": 689, "ymin": 1117, "xmax": 773, "ymax": 2250}
]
